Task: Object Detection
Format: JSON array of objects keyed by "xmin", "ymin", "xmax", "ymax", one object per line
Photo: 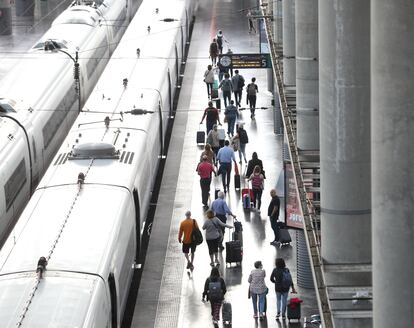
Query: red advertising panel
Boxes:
[{"xmin": 285, "ymin": 162, "xmax": 304, "ymax": 229}]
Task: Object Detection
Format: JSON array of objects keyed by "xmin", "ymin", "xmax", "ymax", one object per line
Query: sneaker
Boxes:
[
  {"xmin": 215, "ymin": 260, "xmax": 220, "ymax": 266},
  {"xmin": 219, "ymin": 245, "xmax": 225, "ymax": 251},
  {"xmin": 270, "ymin": 240, "xmax": 278, "ymax": 245},
  {"xmin": 276, "ymin": 313, "xmax": 280, "ymax": 320},
  {"xmin": 282, "ymin": 315, "xmax": 286, "ymax": 319},
  {"xmin": 213, "ymin": 320, "xmax": 219, "ymax": 328},
  {"xmin": 186, "ymin": 262, "xmax": 191, "ymax": 269},
  {"xmin": 190, "ymin": 263, "xmax": 194, "ymax": 271},
  {"xmin": 253, "ymin": 313, "xmax": 258, "ymax": 319},
  {"xmin": 210, "ymin": 262, "xmax": 215, "ymax": 267},
  {"xmin": 239, "ymin": 161, "xmax": 242, "ymax": 164}
]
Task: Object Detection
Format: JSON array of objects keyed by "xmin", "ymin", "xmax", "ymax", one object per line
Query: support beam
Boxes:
[{"xmin": 282, "ymin": 0, "xmax": 295, "ymax": 86}]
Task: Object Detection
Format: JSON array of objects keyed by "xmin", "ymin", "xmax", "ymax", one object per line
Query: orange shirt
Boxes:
[{"xmin": 179, "ymin": 218, "xmax": 198, "ymax": 244}]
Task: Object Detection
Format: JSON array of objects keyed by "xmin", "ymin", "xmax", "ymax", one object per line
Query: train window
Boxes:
[
  {"xmin": 0, "ymin": 103, "xmax": 15, "ymax": 113},
  {"xmin": 5, "ymin": 159, "xmax": 27, "ymax": 211},
  {"xmin": 108, "ymin": 273, "xmax": 117, "ymax": 328}
]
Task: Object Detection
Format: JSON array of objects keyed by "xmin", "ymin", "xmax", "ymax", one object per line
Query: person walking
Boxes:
[
  {"xmin": 178, "ymin": 210, "xmax": 199, "ymax": 271},
  {"xmin": 248, "ymin": 261, "xmax": 268, "ymax": 319},
  {"xmin": 270, "ymin": 258, "xmax": 297, "ymax": 320},
  {"xmin": 204, "ymin": 64, "xmax": 215, "ymax": 98},
  {"xmin": 202, "ymin": 210, "xmax": 233, "ymax": 267},
  {"xmin": 209, "ymin": 39, "xmax": 219, "ymax": 65},
  {"xmin": 200, "ymin": 101, "xmax": 221, "ymax": 135},
  {"xmin": 246, "ymin": 77, "xmax": 258, "ymax": 118},
  {"xmin": 197, "ymin": 155, "xmax": 216, "ymax": 208},
  {"xmin": 236, "ymin": 124, "xmax": 248, "ymax": 164},
  {"xmin": 248, "ymin": 165, "xmax": 265, "ymax": 213},
  {"xmin": 216, "ymin": 29, "xmax": 228, "ymax": 54},
  {"xmin": 200, "ymin": 143, "xmax": 215, "ymax": 165},
  {"xmin": 202, "ymin": 267, "xmax": 227, "ymax": 328},
  {"xmin": 268, "ymin": 189, "xmax": 281, "ymax": 245},
  {"xmin": 247, "ymin": 10, "xmax": 256, "ymax": 34},
  {"xmin": 231, "ymin": 70, "xmax": 245, "ymax": 106},
  {"xmin": 224, "ymin": 100, "xmax": 239, "ymax": 137},
  {"xmin": 207, "ymin": 125, "xmax": 221, "ymax": 162},
  {"xmin": 219, "ymin": 73, "xmax": 233, "ymax": 107},
  {"xmin": 217, "ymin": 140, "xmax": 236, "ymax": 193},
  {"xmin": 246, "ymin": 152, "xmax": 265, "ymax": 178},
  {"xmin": 211, "ymin": 191, "xmax": 237, "ymax": 250}
]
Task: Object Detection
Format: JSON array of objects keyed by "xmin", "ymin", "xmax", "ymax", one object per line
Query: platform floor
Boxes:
[{"xmin": 130, "ymin": 0, "xmax": 318, "ymax": 327}]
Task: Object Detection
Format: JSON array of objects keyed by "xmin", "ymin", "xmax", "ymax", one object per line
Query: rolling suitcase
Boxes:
[
  {"xmin": 225, "ymin": 240, "xmax": 242, "ymax": 265},
  {"xmin": 232, "ymin": 216, "xmax": 243, "ymax": 245},
  {"xmin": 234, "ymin": 162, "xmax": 240, "ymax": 189},
  {"xmin": 197, "ymin": 124, "xmax": 205, "ymax": 144},
  {"xmin": 287, "ymin": 298, "xmax": 302, "ymax": 322},
  {"xmin": 278, "ymin": 228, "xmax": 292, "ymax": 246},
  {"xmin": 222, "ymin": 301, "xmax": 232, "ymax": 327}
]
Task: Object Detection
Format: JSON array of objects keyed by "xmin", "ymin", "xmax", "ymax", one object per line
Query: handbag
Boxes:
[{"xmin": 191, "ymin": 220, "xmax": 203, "ymax": 245}]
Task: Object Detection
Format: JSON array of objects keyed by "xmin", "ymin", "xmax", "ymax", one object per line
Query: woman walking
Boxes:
[
  {"xmin": 270, "ymin": 258, "xmax": 297, "ymax": 320},
  {"xmin": 204, "ymin": 65, "xmax": 215, "ymax": 98},
  {"xmin": 209, "ymin": 39, "xmax": 219, "ymax": 65},
  {"xmin": 200, "ymin": 143, "xmax": 215, "ymax": 165},
  {"xmin": 248, "ymin": 261, "xmax": 268, "ymax": 319},
  {"xmin": 202, "ymin": 210, "xmax": 233, "ymax": 267},
  {"xmin": 203, "ymin": 267, "xmax": 227, "ymax": 328},
  {"xmin": 248, "ymin": 165, "xmax": 265, "ymax": 213}
]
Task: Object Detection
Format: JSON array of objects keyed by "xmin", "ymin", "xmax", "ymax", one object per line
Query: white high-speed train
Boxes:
[
  {"xmin": 0, "ymin": 0, "xmax": 137, "ymax": 245},
  {"xmin": 0, "ymin": 0, "xmax": 195, "ymax": 326}
]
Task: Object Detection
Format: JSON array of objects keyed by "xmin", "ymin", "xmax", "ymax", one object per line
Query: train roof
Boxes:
[
  {"xmin": 0, "ymin": 185, "xmax": 131, "ymax": 277},
  {"xmin": 0, "ymin": 272, "xmax": 105, "ymax": 328}
]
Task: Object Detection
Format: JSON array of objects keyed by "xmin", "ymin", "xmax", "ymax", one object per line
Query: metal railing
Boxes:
[{"xmin": 259, "ymin": 1, "xmax": 334, "ymax": 327}]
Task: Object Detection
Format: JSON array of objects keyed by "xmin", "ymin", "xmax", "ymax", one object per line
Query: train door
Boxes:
[
  {"xmin": 133, "ymin": 189, "xmax": 140, "ymax": 255},
  {"xmin": 167, "ymin": 70, "xmax": 172, "ymax": 118},
  {"xmin": 185, "ymin": 10, "xmax": 189, "ymax": 39},
  {"xmin": 180, "ymin": 25, "xmax": 184, "ymax": 59},
  {"xmin": 108, "ymin": 273, "xmax": 118, "ymax": 328},
  {"xmin": 175, "ymin": 45, "xmax": 179, "ymax": 86}
]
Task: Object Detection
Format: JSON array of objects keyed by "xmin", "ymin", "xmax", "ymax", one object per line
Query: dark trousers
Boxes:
[
  {"xmin": 227, "ymin": 117, "xmax": 236, "ymax": 136},
  {"xmin": 270, "ymin": 218, "xmax": 285, "ymax": 242},
  {"xmin": 252, "ymin": 188, "xmax": 263, "ymax": 209},
  {"xmin": 219, "ymin": 162, "xmax": 232, "ymax": 191},
  {"xmin": 211, "ymin": 301, "xmax": 222, "ymax": 321},
  {"xmin": 206, "ymin": 120, "xmax": 216, "ymax": 135},
  {"xmin": 206, "ymin": 83, "xmax": 213, "ymax": 97},
  {"xmin": 200, "ymin": 177, "xmax": 212, "ymax": 206},
  {"xmin": 222, "ymin": 91, "xmax": 231, "ymax": 107},
  {"xmin": 233, "ymin": 90, "xmax": 242, "ymax": 106},
  {"xmin": 248, "ymin": 95, "xmax": 257, "ymax": 114}
]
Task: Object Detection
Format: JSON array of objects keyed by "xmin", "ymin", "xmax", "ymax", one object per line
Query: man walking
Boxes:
[
  {"xmin": 211, "ymin": 192, "xmax": 237, "ymax": 250},
  {"xmin": 197, "ymin": 155, "xmax": 216, "ymax": 208},
  {"xmin": 178, "ymin": 210, "xmax": 198, "ymax": 270},
  {"xmin": 217, "ymin": 140, "xmax": 236, "ymax": 193},
  {"xmin": 219, "ymin": 73, "xmax": 233, "ymax": 107},
  {"xmin": 231, "ymin": 70, "xmax": 245, "ymax": 106},
  {"xmin": 246, "ymin": 77, "xmax": 259, "ymax": 119},
  {"xmin": 200, "ymin": 101, "xmax": 221, "ymax": 134},
  {"xmin": 268, "ymin": 189, "xmax": 281, "ymax": 245}
]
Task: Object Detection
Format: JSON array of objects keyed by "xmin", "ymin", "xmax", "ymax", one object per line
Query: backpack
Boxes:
[
  {"xmin": 238, "ymin": 129, "xmax": 248, "ymax": 144},
  {"xmin": 247, "ymin": 83, "xmax": 256, "ymax": 96},
  {"xmin": 281, "ymin": 268, "xmax": 293, "ymax": 290},
  {"xmin": 217, "ymin": 35, "xmax": 223, "ymax": 47},
  {"xmin": 221, "ymin": 79, "xmax": 232, "ymax": 91},
  {"xmin": 208, "ymin": 280, "xmax": 224, "ymax": 301},
  {"xmin": 238, "ymin": 76, "xmax": 245, "ymax": 89}
]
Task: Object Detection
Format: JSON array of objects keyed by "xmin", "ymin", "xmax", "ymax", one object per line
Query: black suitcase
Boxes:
[
  {"xmin": 197, "ymin": 130, "xmax": 205, "ymax": 144},
  {"xmin": 234, "ymin": 174, "xmax": 240, "ymax": 189},
  {"xmin": 278, "ymin": 228, "xmax": 291, "ymax": 246},
  {"xmin": 222, "ymin": 301, "xmax": 232, "ymax": 327},
  {"xmin": 232, "ymin": 217, "xmax": 243, "ymax": 245},
  {"xmin": 287, "ymin": 300, "xmax": 301, "ymax": 321},
  {"xmin": 225, "ymin": 240, "xmax": 242, "ymax": 265}
]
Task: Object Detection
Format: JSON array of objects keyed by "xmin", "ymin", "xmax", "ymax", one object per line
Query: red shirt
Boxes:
[{"xmin": 197, "ymin": 161, "xmax": 215, "ymax": 179}]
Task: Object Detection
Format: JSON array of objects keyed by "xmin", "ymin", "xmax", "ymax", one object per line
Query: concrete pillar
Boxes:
[
  {"xmin": 295, "ymin": 0, "xmax": 318, "ymax": 150},
  {"xmin": 0, "ymin": 0, "xmax": 12, "ymax": 35},
  {"xmin": 372, "ymin": 1, "xmax": 414, "ymax": 327},
  {"xmin": 16, "ymin": 0, "xmax": 35, "ymax": 16},
  {"xmin": 319, "ymin": 0, "xmax": 371, "ymax": 263},
  {"xmin": 282, "ymin": 0, "xmax": 295, "ymax": 86},
  {"xmin": 273, "ymin": 0, "xmax": 283, "ymax": 44}
]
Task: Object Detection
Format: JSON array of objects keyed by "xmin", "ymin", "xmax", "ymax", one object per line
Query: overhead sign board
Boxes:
[{"xmin": 218, "ymin": 53, "xmax": 272, "ymax": 69}]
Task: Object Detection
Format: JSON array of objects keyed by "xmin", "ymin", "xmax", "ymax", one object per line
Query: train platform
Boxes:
[
  {"xmin": 0, "ymin": 0, "xmax": 74, "ymax": 79},
  {"xmin": 129, "ymin": 0, "xmax": 318, "ymax": 327}
]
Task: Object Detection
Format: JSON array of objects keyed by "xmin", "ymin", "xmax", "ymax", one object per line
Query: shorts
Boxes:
[
  {"xmin": 182, "ymin": 242, "xmax": 196, "ymax": 254},
  {"xmin": 206, "ymin": 237, "xmax": 220, "ymax": 255}
]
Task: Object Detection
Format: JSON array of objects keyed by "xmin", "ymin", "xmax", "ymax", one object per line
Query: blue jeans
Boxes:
[
  {"xmin": 276, "ymin": 291, "xmax": 289, "ymax": 315},
  {"xmin": 227, "ymin": 116, "xmax": 236, "ymax": 136},
  {"xmin": 251, "ymin": 292, "xmax": 266, "ymax": 314},
  {"xmin": 238, "ymin": 143, "xmax": 247, "ymax": 162}
]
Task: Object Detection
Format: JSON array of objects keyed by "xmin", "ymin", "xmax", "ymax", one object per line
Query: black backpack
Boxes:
[
  {"xmin": 238, "ymin": 76, "xmax": 245, "ymax": 89},
  {"xmin": 208, "ymin": 280, "xmax": 224, "ymax": 301},
  {"xmin": 191, "ymin": 220, "xmax": 203, "ymax": 245},
  {"xmin": 239, "ymin": 129, "xmax": 249, "ymax": 144},
  {"xmin": 281, "ymin": 268, "xmax": 293, "ymax": 290}
]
